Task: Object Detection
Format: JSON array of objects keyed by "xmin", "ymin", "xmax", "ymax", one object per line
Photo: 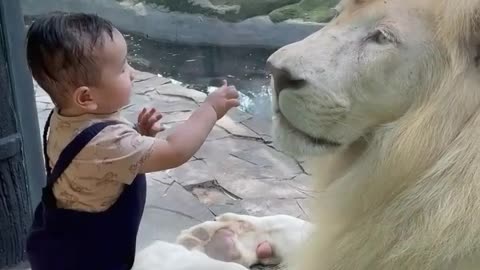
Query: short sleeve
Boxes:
[{"xmin": 75, "ymin": 123, "xmax": 157, "ymax": 184}]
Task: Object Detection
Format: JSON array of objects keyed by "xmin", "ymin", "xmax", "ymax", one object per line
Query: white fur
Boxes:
[
  {"xmin": 133, "ymin": 241, "xmax": 247, "ymax": 270},
  {"xmin": 267, "ymin": 0, "xmax": 480, "ymax": 269},
  {"xmin": 132, "ymin": 213, "xmax": 312, "ymax": 270}
]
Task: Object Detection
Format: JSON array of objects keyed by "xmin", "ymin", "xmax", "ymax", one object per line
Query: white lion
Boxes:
[
  {"xmin": 267, "ymin": 0, "xmax": 480, "ymax": 269},
  {"xmin": 133, "ymin": 0, "xmax": 480, "ymax": 269}
]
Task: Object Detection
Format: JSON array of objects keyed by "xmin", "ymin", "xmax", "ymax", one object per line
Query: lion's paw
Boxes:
[{"xmin": 176, "ymin": 213, "xmax": 265, "ymax": 267}]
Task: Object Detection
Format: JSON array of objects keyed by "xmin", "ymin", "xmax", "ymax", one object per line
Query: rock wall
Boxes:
[
  {"xmin": 132, "ymin": 0, "xmax": 338, "ymax": 23},
  {"xmin": 21, "ymin": 0, "xmax": 329, "ymax": 48}
]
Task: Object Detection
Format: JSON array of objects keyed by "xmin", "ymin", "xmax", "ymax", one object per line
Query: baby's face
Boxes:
[{"xmin": 91, "ymin": 29, "xmax": 134, "ymax": 113}]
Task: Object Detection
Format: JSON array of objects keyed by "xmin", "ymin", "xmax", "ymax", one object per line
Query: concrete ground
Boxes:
[{"xmin": 8, "ymin": 70, "xmax": 314, "ymax": 269}]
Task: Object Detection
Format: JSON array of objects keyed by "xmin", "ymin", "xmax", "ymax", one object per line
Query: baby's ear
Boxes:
[{"xmin": 73, "ymin": 86, "xmax": 97, "ymax": 111}]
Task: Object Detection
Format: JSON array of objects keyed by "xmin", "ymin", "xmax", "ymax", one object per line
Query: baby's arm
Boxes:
[{"xmin": 139, "ymin": 81, "xmax": 239, "ymax": 173}]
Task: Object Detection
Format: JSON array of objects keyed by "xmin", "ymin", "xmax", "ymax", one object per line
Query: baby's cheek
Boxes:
[
  {"xmin": 117, "ymin": 80, "xmax": 132, "ymax": 100},
  {"xmin": 122, "ymin": 86, "xmax": 132, "ymax": 99}
]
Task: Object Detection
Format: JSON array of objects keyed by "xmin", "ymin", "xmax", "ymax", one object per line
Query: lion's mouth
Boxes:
[{"xmin": 275, "ymin": 111, "xmax": 341, "ymax": 147}]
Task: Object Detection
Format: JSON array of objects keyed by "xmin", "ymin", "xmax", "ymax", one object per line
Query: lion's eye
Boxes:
[{"xmin": 369, "ymin": 30, "xmax": 394, "ymax": 45}]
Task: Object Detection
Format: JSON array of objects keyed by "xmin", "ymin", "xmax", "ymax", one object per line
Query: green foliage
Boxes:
[
  {"xmin": 119, "ymin": 0, "xmax": 340, "ymax": 23},
  {"xmin": 210, "ymin": 0, "xmax": 301, "ymax": 21},
  {"xmin": 126, "ymin": 0, "xmax": 217, "ymax": 17},
  {"xmin": 269, "ymin": 0, "xmax": 339, "ymax": 23}
]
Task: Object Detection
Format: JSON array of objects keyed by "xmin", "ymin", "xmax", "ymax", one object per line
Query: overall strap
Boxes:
[
  {"xmin": 43, "ymin": 110, "xmax": 54, "ymax": 176},
  {"xmin": 43, "ymin": 110, "xmax": 119, "ymax": 188}
]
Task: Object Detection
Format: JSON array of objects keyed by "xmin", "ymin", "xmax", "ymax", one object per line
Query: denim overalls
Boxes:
[{"xmin": 26, "ymin": 111, "xmax": 146, "ymax": 270}]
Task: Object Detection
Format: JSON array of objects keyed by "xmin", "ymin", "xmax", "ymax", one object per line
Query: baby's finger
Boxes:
[
  {"xmin": 140, "ymin": 108, "xmax": 155, "ymax": 127},
  {"xmin": 152, "ymin": 122, "xmax": 165, "ymax": 133},
  {"xmin": 215, "ymin": 80, "xmax": 229, "ymax": 92},
  {"xmin": 148, "ymin": 112, "xmax": 161, "ymax": 127},
  {"xmin": 226, "ymin": 99, "xmax": 240, "ymax": 109},
  {"xmin": 145, "ymin": 108, "xmax": 156, "ymax": 121},
  {"xmin": 225, "ymin": 86, "xmax": 239, "ymax": 99},
  {"xmin": 137, "ymin": 107, "xmax": 147, "ymax": 123}
]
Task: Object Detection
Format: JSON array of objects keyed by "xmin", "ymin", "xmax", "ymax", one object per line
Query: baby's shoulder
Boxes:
[{"xmin": 47, "ymin": 111, "xmax": 139, "ymax": 154}]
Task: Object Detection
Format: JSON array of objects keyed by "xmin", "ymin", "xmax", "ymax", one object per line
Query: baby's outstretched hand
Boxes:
[
  {"xmin": 205, "ymin": 80, "xmax": 240, "ymax": 120},
  {"xmin": 137, "ymin": 107, "xmax": 165, "ymax": 137}
]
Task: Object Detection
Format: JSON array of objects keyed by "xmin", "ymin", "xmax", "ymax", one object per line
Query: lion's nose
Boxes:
[{"xmin": 266, "ymin": 61, "xmax": 306, "ymax": 94}]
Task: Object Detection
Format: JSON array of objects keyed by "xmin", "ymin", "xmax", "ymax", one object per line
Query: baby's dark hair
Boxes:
[{"xmin": 26, "ymin": 12, "xmax": 115, "ymax": 106}]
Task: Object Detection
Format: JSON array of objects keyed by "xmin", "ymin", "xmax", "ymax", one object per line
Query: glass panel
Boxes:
[
  {"xmin": 21, "ymin": 0, "xmax": 339, "ymax": 119},
  {"xmin": 16, "ymin": 0, "xmax": 339, "ymax": 269}
]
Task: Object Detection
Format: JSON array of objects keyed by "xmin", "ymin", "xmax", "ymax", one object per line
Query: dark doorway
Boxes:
[{"xmin": 0, "ymin": 0, "xmax": 44, "ymax": 268}]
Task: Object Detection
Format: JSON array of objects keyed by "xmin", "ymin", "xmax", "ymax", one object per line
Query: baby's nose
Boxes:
[{"xmin": 129, "ymin": 67, "xmax": 135, "ymax": 81}]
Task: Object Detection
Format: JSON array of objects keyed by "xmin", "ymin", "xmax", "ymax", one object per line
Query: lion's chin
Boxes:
[{"xmin": 272, "ymin": 113, "xmax": 341, "ymax": 157}]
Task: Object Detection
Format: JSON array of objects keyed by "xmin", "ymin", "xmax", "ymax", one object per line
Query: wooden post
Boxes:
[{"xmin": 0, "ymin": 0, "xmax": 45, "ymax": 268}]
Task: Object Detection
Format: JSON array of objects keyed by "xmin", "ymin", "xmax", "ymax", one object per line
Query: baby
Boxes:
[{"xmin": 24, "ymin": 12, "xmax": 239, "ymax": 270}]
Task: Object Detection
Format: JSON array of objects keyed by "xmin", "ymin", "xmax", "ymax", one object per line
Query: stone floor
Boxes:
[{"xmin": 17, "ymin": 70, "xmax": 315, "ymax": 269}]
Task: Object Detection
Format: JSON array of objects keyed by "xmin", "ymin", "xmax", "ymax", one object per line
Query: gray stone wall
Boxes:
[{"xmin": 21, "ymin": 0, "xmax": 325, "ymax": 48}]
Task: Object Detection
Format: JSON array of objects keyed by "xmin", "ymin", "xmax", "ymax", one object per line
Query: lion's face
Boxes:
[{"xmin": 267, "ymin": 0, "xmax": 439, "ymax": 156}]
